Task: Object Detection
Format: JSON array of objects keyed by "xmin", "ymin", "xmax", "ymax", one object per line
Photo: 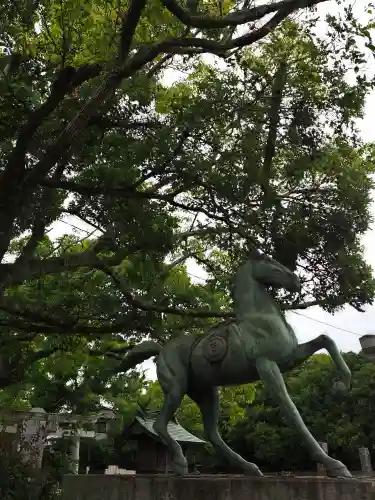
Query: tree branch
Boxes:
[
  {"xmin": 16, "ymin": 163, "xmax": 66, "ymax": 264},
  {"xmin": 160, "ymin": 0, "xmax": 327, "ymax": 29},
  {"xmin": 95, "ymin": 259, "xmax": 231, "ymax": 317},
  {"xmin": 4, "ymin": 68, "xmax": 75, "ymax": 170},
  {"xmin": 41, "ymin": 180, "xmax": 261, "ymax": 252},
  {"xmin": 59, "ymin": 209, "xmax": 104, "ymax": 234},
  {"xmin": 284, "ymin": 299, "xmax": 322, "ymax": 310},
  {"xmin": 88, "ymin": 116, "xmax": 162, "ymax": 130},
  {"xmin": 177, "ymin": 227, "xmax": 233, "ymax": 240},
  {"xmin": 0, "ymin": 244, "xmax": 127, "ymax": 288},
  {"xmin": 166, "ymin": 252, "xmax": 194, "ymax": 269},
  {"xmin": 0, "ymin": 346, "xmax": 78, "ymax": 389},
  {"xmin": 23, "ymin": 0, "xmax": 147, "ymax": 186},
  {"xmin": 146, "ymin": 54, "xmax": 174, "ymax": 78},
  {"xmin": 71, "ymin": 63, "xmax": 103, "ymax": 86},
  {"xmin": 97, "ymin": 259, "xmax": 327, "ymax": 318},
  {"xmin": 0, "ymin": 68, "xmax": 74, "ymax": 261},
  {"xmin": 0, "ymin": 298, "xmax": 77, "ymax": 331},
  {"xmin": 40, "ymin": 179, "xmax": 234, "ymax": 227},
  {"xmin": 1, "ymin": 64, "xmax": 101, "ymax": 180},
  {"xmin": 118, "ymin": 0, "xmax": 148, "ymax": 61},
  {"xmin": 0, "ymin": 297, "xmax": 330, "ymax": 345},
  {"xmin": 0, "ymin": 317, "xmax": 148, "ymax": 336},
  {"xmin": 22, "ymin": 6, "xmax": 298, "ymax": 190},
  {"xmin": 0, "ymin": 0, "xmax": 325, "ymax": 271},
  {"xmin": 0, "ymin": 296, "xmax": 151, "ymax": 336},
  {"xmin": 135, "ymin": 126, "xmax": 190, "ymax": 187},
  {"xmin": 0, "ymin": 64, "xmax": 102, "ymax": 263},
  {"xmin": 261, "ymin": 60, "xmax": 287, "ymax": 198},
  {"xmin": 38, "ymin": 179, "xmax": 140, "ymax": 201},
  {"xmin": 0, "ymin": 332, "xmax": 39, "ymax": 345}
]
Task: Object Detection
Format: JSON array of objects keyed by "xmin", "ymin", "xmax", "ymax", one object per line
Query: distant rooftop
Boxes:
[
  {"xmin": 134, "ymin": 414, "xmax": 205, "ymax": 444},
  {"xmin": 128, "ymin": 405, "xmax": 205, "ymax": 445}
]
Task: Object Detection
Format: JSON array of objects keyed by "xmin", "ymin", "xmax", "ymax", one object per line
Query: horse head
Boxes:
[{"xmin": 250, "ymin": 253, "xmax": 301, "ymax": 294}]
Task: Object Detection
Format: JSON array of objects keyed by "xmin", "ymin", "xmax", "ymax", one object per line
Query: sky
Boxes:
[{"xmin": 48, "ymin": 0, "xmax": 375, "ymax": 379}]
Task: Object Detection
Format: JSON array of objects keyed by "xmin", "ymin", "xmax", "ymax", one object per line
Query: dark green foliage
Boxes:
[
  {"xmin": 226, "ymin": 353, "xmax": 375, "ymax": 471},
  {"xmin": 0, "ymin": 1, "xmax": 374, "ymax": 422},
  {"xmin": 0, "ymin": 438, "xmax": 64, "ymax": 500}
]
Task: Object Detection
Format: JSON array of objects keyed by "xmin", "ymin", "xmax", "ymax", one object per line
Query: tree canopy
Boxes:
[{"xmin": 0, "ymin": 0, "xmax": 375, "ymax": 396}]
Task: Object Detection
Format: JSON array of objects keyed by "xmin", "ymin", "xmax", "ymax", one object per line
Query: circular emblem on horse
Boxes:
[{"xmin": 203, "ymin": 334, "xmax": 228, "ymax": 363}]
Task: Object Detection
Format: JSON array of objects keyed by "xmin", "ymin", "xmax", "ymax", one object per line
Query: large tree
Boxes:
[{"xmin": 0, "ymin": 0, "xmax": 374, "ymax": 396}]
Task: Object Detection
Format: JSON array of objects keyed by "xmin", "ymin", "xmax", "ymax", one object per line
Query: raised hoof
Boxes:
[{"xmin": 326, "ymin": 462, "xmax": 352, "ymax": 478}]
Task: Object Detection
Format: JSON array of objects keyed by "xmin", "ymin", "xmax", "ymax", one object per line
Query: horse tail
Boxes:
[
  {"xmin": 118, "ymin": 341, "xmax": 162, "ymax": 372},
  {"xmin": 156, "ymin": 335, "xmax": 197, "ymax": 391}
]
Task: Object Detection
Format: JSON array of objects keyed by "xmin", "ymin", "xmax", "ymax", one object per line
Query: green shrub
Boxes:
[{"xmin": 0, "ymin": 430, "xmax": 64, "ymax": 500}]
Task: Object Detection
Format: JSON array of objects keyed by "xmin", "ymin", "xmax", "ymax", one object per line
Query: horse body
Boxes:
[
  {"xmin": 187, "ymin": 316, "xmax": 297, "ymax": 388},
  {"xmin": 125, "ymin": 254, "xmax": 352, "ymax": 479}
]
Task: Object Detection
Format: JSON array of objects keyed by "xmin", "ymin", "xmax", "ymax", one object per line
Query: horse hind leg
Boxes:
[
  {"xmin": 189, "ymin": 387, "xmax": 263, "ymax": 476},
  {"xmin": 153, "ymin": 353, "xmax": 188, "ymax": 475},
  {"xmin": 256, "ymin": 357, "xmax": 351, "ymax": 478},
  {"xmin": 284, "ymin": 334, "xmax": 351, "ymax": 392}
]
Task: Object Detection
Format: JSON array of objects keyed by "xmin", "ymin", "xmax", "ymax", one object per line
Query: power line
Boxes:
[
  {"xmin": 290, "ymin": 311, "xmax": 363, "ymax": 338},
  {"xmin": 187, "ymin": 271, "xmax": 207, "ymax": 282},
  {"xmin": 59, "ymin": 219, "xmax": 96, "ymax": 234}
]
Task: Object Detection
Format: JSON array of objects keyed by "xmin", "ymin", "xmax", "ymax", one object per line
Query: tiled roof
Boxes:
[{"xmin": 134, "ymin": 415, "xmax": 205, "ymax": 444}]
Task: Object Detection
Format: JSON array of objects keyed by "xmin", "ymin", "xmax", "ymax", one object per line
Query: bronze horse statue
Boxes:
[{"xmin": 121, "ymin": 253, "xmax": 352, "ymax": 477}]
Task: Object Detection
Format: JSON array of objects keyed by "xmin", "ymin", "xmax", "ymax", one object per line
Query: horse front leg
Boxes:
[
  {"xmin": 282, "ymin": 334, "xmax": 351, "ymax": 393},
  {"xmin": 256, "ymin": 357, "xmax": 351, "ymax": 478},
  {"xmin": 189, "ymin": 386, "xmax": 263, "ymax": 476},
  {"xmin": 154, "ymin": 389, "xmax": 188, "ymax": 475}
]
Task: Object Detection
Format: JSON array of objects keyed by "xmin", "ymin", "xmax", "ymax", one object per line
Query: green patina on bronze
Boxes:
[{"xmin": 121, "ymin": 254, "xmax": 352, "ymax": 478}]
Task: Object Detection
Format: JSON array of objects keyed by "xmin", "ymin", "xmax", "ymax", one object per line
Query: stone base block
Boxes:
[{"xmin": 61, "ymin": 474, "xmax": 375, "ymax": 500}]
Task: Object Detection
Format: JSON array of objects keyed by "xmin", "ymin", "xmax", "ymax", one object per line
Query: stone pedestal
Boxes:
[
  {"xmin": 359, "ymin": 447, "xmax": 373, "ymax": 475},
  {"xmin": 62, "ymin": 474, "xmax": 375, "ymax": 500}
]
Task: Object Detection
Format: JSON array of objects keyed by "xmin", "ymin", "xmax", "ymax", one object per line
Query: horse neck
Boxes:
[{"xmin": 233, "ymin": 263, "xmax": 282, "ymax": 321}]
